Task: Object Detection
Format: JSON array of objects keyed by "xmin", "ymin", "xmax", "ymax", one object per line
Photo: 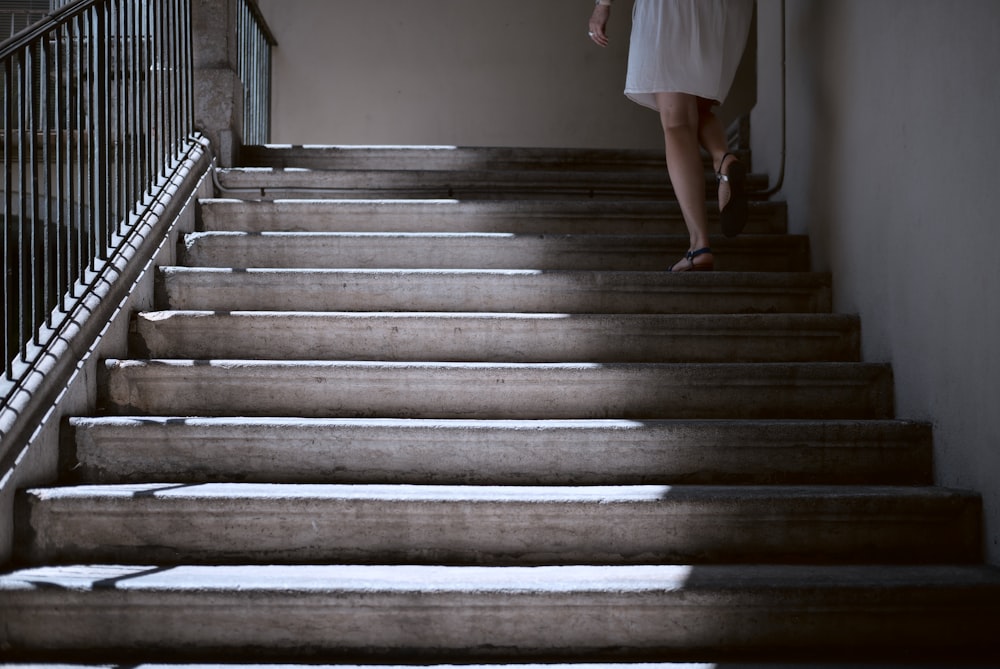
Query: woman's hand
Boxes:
[{"xmin": 588, "ymin": 4, "xmax": 611, "ymax": 47}]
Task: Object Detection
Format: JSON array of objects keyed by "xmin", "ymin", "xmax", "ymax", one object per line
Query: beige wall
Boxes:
[
  {"xmin": 754, "ymin": 0, "xmax": 1000, "ymax": 563},
  {"xmin": 256, "ymin": 0, "xmax": 659, "ymax": 147},
  {"xmin": 255, "ymin": 0, "xmax": 752, "ymax": 149}
]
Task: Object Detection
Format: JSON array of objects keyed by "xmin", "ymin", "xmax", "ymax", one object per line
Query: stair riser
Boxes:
[
  {"xmin": 198, "ymin": 199, "xmax": 787, "ymax": 235},
  {"xmin": 239, "ymin": 145, "xmax": 674, "ymax": 171},
  {"xmin": 17, "ymin": 485, "xmax": 981, "ymax": 566},
  {"xmin": 3, "ymin": 565, "xmax": 999, "ymax": 662},
  {"xmin": 102, "ymin": 361, "xmax": 894, "ymax": 420},
  {"xmin": 132, "ymin": 313, "xmax": 860, "ymax": 363},
  {"xmin": 214, "ymin": 168, "xmax": 770, "ymax": 202},
  {"xmin": 156, "ymin": 269, "xmax": 832, "ymax": 314},
  {"xmin": 180, "ymin": 233, "xmax": 809, "ymax": 272}
]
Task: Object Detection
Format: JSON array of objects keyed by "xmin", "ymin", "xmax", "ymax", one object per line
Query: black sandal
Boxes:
[
  {"xmin": 718, "ymin": 152, "xmax": 748, "ymax": 238},
  {"xmin": 668, "ymin": 246, "xmax": 714, "ymax": 272}
]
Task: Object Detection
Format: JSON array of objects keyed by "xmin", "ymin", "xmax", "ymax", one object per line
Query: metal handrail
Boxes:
[{"xmin": 1, "ymin": 0, "xmax": 196, "ymax": 395}]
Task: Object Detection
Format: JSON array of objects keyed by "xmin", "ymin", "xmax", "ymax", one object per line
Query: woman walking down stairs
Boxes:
[{"xmin": 2, "ymin": 145, "xmax": 1000, "ymax": 664}]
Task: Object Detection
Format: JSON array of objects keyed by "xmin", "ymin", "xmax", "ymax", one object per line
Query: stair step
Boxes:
[
  {"xmin": 2, "ymin": 564, "xmax": 999, "ymax": 661},
  {"xmin": 240, "ymin": 144, "xmax": 677, "ymax": 171},
  {"xmin": 198, "ymin": 198, "xmax": 787, "ymax": 236},
  {"xmin": 65, "ymin": 417, "xmax": 933, "ymax": 486},
  {"xmin": 101, "ymin": 360, "xmax": 894, "ymax": 420},
  {"xmin": 155, "ymin": 268, "xmax": 832, "ymax": 314},
  {"xmin": 213, "ymin": 167, "xmax": 770, "ymax": 201},
  {"xmin": 16, "ymin": 483, "xmax": 981, "ymax": 566},
  {"xmin": 131, "ymin": 312, "xmax": 860, "ymax": 363},
  {"xmin": 14, "ymin": 140, "xmax": 989, "ymax": 666},
  {"xmin": 180, "ymin": 232, "xmax": 809, "ymax": 272}
]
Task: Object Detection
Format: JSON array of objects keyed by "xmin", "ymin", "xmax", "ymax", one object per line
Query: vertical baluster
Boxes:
[
  {"xmin": 2, "ymin": 57, "xmax": 13, "ymax": 374},
  {"xmin": 183, "ymin": 0, "xmax": 193, "ymax": 133},
  {"xmin": 69, "ymin": 14, "xmax": 82, "ymax": 296},
  {"xmin": 52, "ymin": 23, "xmax": 65, "ymax": 313},
  {"xmin": 153, "ymin": 0, "xmax": 162, "ymax": 180},
  {"xmin": 112, "ymin": 0, "xmax": 123, "ymax": 234},
  {"xmin": 128, "ymin": 0, "xmax": 138, "ymax": 213},
  {"xmin": 40, "ymin": 28, "xmax": 52, "ymax": 328},
  {"xmin": 166, "ymin": 0, "xmax": 176, "ymax": 160},
  {"xmin": 64, "ymin": 19, "xmax": 74, "ymax": 299},
  {"xmin": 159, "ymin": 0, "xmax": 168, "ymax": 175},
  {"xmin": 82, "ymin": 8, "xmax": 93, "ymax": 267},
  {"xmin": 143, "ymin": 0, "xmax": 152, "ymax": 198},
  {"xmin": 21, "ymin": 45, "xmax": 33, "ymax": 354},
  {"xmin": 238, "ymin": 2, "xmax": 247, "ymax": 143},
  {"xmin": 97, "ymin": 4, "xmax": 109, "ymax": 257},
  {"xmin": 80, "ymin": 12, "xmax": 94, "ymax": 272}
]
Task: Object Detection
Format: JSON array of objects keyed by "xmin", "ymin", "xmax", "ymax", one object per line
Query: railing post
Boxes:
[{"xmin": 191, "ymin": 0, "xmax": 243, "ymax": 167}]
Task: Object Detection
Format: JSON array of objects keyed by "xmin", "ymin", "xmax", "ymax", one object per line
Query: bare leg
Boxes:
[{"xmin": 655, "ymin": 92, "xmax": 712, "ymax": 271}]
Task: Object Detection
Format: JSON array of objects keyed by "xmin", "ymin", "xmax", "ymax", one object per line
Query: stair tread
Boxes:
[
  {"xmin": 69, "ymin": 416, "xmax": 924, "ymax": 427},
  {"xmin": 160, "ymin": 267, "xmax": 825, "ymax": 278},
  {"xmin": 137, "ymin": 310, "xmax": 854, "ymax": 322},
  {"xmin": 26, "ymin": 482, "xmax": 974, "ymax": 501},
  {"xmin": 6, "ymin": 563, "xmax": 1000, "ymax": 591},
  {"xmin": 185, "ymin": 231, "xmax": 800, "ymax": 239},
  {"xmin": 4, "ymin": 565, "xmax": 998, "ymax": 661}
]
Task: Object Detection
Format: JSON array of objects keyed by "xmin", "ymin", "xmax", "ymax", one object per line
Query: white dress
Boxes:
[{"xmin": 625, "ymin": 0, "xmax": 754, "ymax": 111}]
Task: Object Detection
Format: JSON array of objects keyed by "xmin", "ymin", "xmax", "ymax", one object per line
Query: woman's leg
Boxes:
[{"xmin": 655, "ymin": 92, "xmax": 712, "ymax": 271}]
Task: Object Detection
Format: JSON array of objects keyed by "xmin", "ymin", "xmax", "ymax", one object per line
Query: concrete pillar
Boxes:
[{"xmin": 191, "ymin": 0, "xmax": 244, "ymax": 167}]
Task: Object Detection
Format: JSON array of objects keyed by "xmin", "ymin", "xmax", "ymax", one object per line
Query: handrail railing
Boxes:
[
  {"xmin": 238, "ymin": 0, "xmax": 276, "ymax": 146},
  {"xmin": 1, "ymin": 0, "xmax": 196, "ymax": 399}
]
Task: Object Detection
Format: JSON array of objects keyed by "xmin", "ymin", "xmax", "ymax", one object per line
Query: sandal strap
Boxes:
[{"xmin": 687, "ymin": 246, "xmax": 713, "ymax": 259}]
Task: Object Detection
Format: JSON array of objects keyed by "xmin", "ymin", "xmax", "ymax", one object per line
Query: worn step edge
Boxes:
[
  {"xmin": 197, "ymin": 198, "xmax": 787, "ymax": 235},
  {"xmin": 64, "ymin": 417, "xmax": 933, "ymax": 486},
  {"xmin": 2, "ymin": 564, "xmax": 999, "ymax": 661},
  {"xmin": 16, "ymin": 484, "xmax": 982, "ymax": 566},
  {"xmin": 179, "ymin": 232, "xmax": 809, "ymax": 272},
  {"xmin": 155, "ymin": 268, "xmax": 833, "ymax": 314},
  {"xmin": 100, "ymin": 360, "xmax": 894, "ymax": 420},
  {"xmin": 130, "ymin": 312, "xmax": 859, "ymax": 363}
]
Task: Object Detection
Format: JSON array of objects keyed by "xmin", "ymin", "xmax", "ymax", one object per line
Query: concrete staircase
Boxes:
[{"xmin": 3, "ymin": 146, "xmax": 1000, "ymax": 665}]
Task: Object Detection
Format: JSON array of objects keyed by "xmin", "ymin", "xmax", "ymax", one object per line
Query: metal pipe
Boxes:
[{"xmin": 760, "ymin": 0, "xmax": 786, "ymax": 199}]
